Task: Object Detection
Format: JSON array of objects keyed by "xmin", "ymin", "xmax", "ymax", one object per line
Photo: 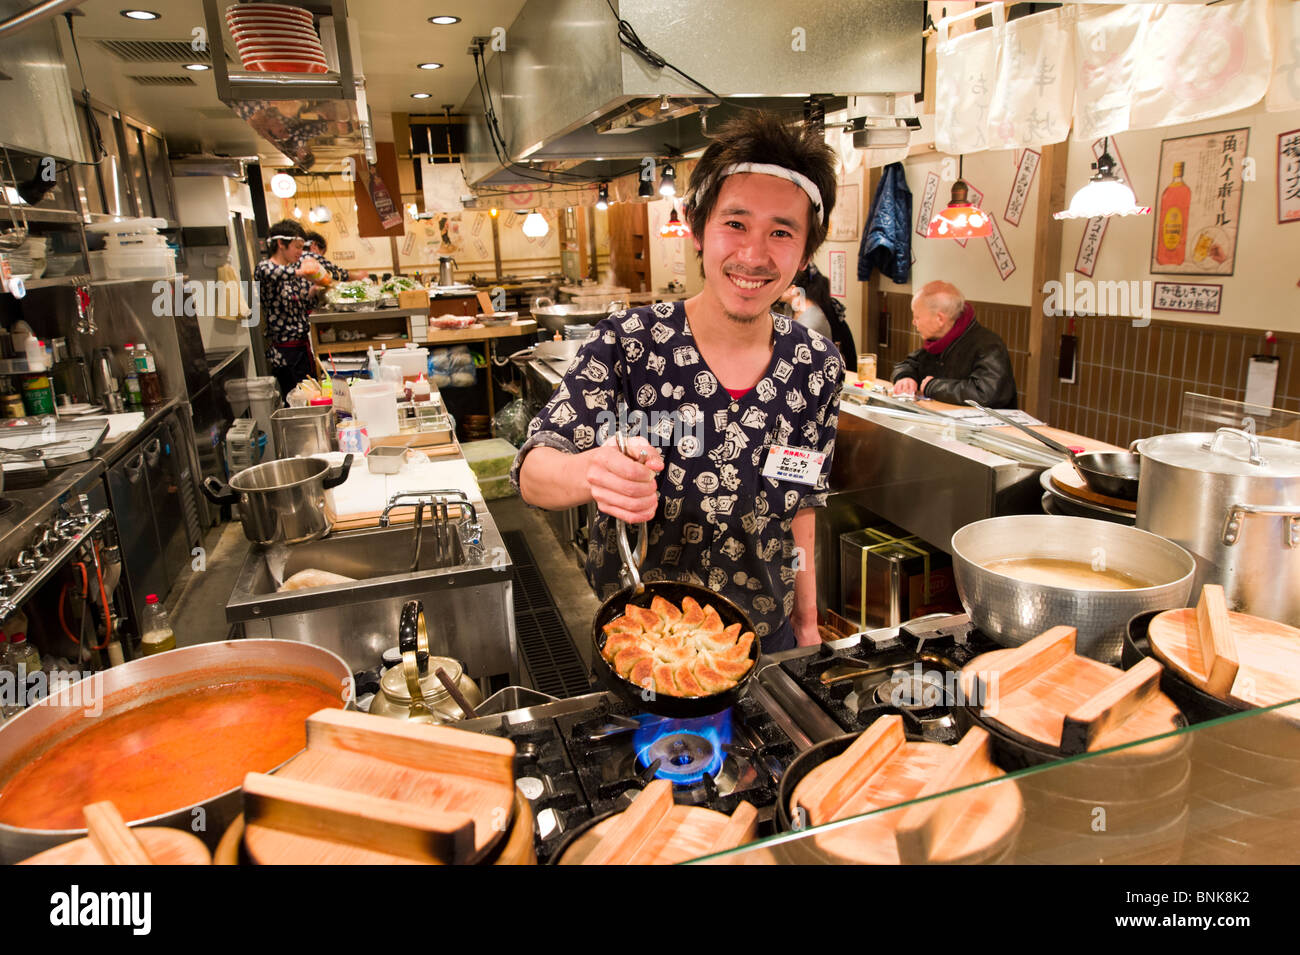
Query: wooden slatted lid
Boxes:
[
  {"xmin": 1148, "ymin": 584, "xmax": 1300, "ymax": 710},
  {"xmin": 960, "ymin": 626, "xmax": 1183, "ymax": 756}
]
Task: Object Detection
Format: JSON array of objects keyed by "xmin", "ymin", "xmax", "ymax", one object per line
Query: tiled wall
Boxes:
[
  {"xmin": 874, "ymin": 291, "xmax": 1300, "ymax": 447},
  {"xmin": 877, "ymin": 292, "xmax": 1031, "ymax": 410},
  {"xmin": 1049, "ymin": 317, "xmax": 1300, "ymax": 448}
]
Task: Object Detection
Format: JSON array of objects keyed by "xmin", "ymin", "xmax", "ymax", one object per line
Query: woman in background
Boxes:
[{"xmin": 781, "ymin": 264, "xmax": 857, "ymax": 359}]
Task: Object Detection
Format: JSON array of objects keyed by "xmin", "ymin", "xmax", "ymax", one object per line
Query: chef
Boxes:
[
  {"xmin": 255, "ymin": 219, "xmax": 323, "ymax": 397},
  {"xmin": 891, "ymin": 280, "xmax": 1018, "ymax": 407},
  {"xmin": 512, "ymin": 111, "xmax": 843, "ymax": 651}
]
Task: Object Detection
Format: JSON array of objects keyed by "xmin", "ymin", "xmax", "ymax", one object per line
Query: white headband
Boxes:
[{"xmin": 717, "ymin": 162, "xmax": 825, "ymax": 223}]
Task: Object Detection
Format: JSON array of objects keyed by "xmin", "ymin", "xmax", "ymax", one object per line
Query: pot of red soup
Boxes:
[
  {"xmin": 0, "ymin": 639, "xmax": 352, "ymax": 864},
  {"xmin": 951, "ymin": 515, "xmax": 1195, "ymax": 665}
]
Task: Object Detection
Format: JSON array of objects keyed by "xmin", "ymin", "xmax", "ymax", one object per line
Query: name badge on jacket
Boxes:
[{"xmin": 761, "ymin": 446, "xmax": 825, "ymax": 486}]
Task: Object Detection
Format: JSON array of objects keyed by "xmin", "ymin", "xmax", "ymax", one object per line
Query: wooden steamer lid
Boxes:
[
  {"xmin": 557, "ymin": 780, "xmax": 760, "ymax": 865},
  {"xmin": 241, "ymin": 709, "xmax": 517, "ymax": 865},
  {"xmin": 20, "ymin": 801, "xmax": 211, "ymax": 865},
  {"xmin": 1147, "ymin": 585, "xmax": 1300, "ymax": 713},
  {"xmin": 789, "ymin": 716, "xmax": 1022, "ymax": 865},
  {"xmin": 960, "ymin": 626, "xmax": 1184, "ymax": 758}
]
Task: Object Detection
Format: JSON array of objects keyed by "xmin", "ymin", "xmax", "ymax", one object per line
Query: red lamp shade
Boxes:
[
  {"xmin": 926, "ymin": 180, "xmax": 992, "ymax": 239},
  {"xmin": 659, "ymin": 204, "xmax": 691, "ymax": 238}
]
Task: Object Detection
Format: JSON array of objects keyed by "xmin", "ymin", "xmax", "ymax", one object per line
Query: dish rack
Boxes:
[{"xmin": 226, "ymin": 419, "xmax": 268, "ymax": 472}]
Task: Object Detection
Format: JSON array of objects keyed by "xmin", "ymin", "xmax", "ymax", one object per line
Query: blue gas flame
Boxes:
[{"xmin": 633, "ymin": 709, "xmax": 733, "ymax": 785}]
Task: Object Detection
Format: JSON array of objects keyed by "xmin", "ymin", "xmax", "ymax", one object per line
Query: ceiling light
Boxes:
[
  {"xmin": 596, "ymin": 182, "xmax": 609, "ymax": 211},
  {"xmin": 638, "ymin": 174, "xmax": 655, "ymax": 199},
  {"xmin": 184, "ymin": 63, "xmax": 210, "ymax": 71},
  {"xmin": 292, "ymin": 205, "xmax": 302, "ymax": 218},
  {"xmin": 411, "ymin": 92, "xmax": 432, "ymax": 100},
  {"xmin": 490, "ymin": 207, "xmax": 498, "ymax": 218},
  {"xmin": 417, "ymin": 62, "xmax": 443, "ymax": 70},
  {"xmin": 311, "ymin": 204, "xmax": 331, "ymax": 223},
  {"xmin": 428, "ymin": 16, "xmax": 461, "ymax": 25},
  {"xmin": 120, "ymin": 9, "xmax": 160, "ymax": 20},
  {"xmin": 659, "ymin": 204, "xmax": 690, "ymax": 238},
  {"xmin": 658, "ymin": 163, "xmax": 676, "ymax": 197},
  {"xmin": 270, "ymin": 173, "xmax": 297, "ymax": 198},
  {"xmin": 1054, "ymin": 138, "xmax": 1151, "ymax": 221},
  {"xmin": 522, "ymin": 210, "xmax": 549, "ymax": 238}
]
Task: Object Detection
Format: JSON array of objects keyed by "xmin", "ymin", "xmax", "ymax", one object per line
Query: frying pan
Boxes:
[
  {"xmin": 589, "ymin": 431, "xmax": 762, "ymax": 719},
  {"xmin": 967, "ymin": 400, "xmax": 1141, "ymax": 501}
]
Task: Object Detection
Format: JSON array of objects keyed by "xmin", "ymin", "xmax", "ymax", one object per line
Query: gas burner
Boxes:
[
  {"xmin": 0, "ymin": 499, "xmax": 16, "ymax": 518},
  {"xmin": 638, "ymin": 731, "xmax": 720, "ymax": 784},
  {"xmin": 874, "ymin": 667, "xmax": 949, "ymax": 712}
]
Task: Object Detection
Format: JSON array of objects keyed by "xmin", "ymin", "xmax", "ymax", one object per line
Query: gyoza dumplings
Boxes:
[{"xmin": 601, "ymin": 595, "xmax": 755, "ymax": 698}]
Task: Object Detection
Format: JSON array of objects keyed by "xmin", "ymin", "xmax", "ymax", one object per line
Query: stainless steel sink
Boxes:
[{"xmin": 225, "ymin": 513, "xmax": 517, "ymax": 683}]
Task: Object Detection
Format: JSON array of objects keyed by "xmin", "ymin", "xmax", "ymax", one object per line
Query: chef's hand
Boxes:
[
  {"xmin": 892, "ymin": 377, "xmax": 918, "ymax": 397},
  {"xmin": 587, "ymin": 435, "xmax": 663, "ymax": 524}
]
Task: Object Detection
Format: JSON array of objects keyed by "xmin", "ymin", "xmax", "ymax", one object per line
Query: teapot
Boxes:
[{"xmin": 366, "ymin": 599, "xmax": 484, "ymax": 723}]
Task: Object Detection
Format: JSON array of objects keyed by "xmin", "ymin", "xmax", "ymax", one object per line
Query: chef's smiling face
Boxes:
[{"xmin": 694, "ymin": 173, "xmax": 811, "ymax": 326}]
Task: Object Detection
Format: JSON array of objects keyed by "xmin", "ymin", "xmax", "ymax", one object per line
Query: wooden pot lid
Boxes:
[
  {"xmin": 21, "ymin": 801, "xmax": 211, "ymax": 865},
  {"xmin": 557, "ymin": 780, "xmax": 759, "ymax": 865},
  {"xmin": 1148, "ymin": 585, "xmax": 1300, "ymax": 711},
  {"xmin": 242, "ymin": 709, "xmax": 516, "ymax": 865},
  {"xmin": 1048, "ymin": 461, "xmax": 1136, "ymax": 513},
  {"xmin": 960, "ymin": 626, "xmax": 1183, "ymax": 757},
  {"xmin": 790, "ymin": 716, "xmax": 1022, "ymax": 865}
]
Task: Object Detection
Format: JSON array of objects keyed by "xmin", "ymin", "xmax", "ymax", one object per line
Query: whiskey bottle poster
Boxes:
[{"xmin": 1150, "ymin": 128, "xmax": 1249, "ymax": 276}]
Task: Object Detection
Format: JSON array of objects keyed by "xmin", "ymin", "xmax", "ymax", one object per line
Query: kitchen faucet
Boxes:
[{"xmin": 378, "ymin": 490, "xmax": 482, "ymax": 570}]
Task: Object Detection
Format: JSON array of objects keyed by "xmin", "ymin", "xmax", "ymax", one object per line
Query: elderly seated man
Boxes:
[{"xmin": 891, "ymin": 280, "xmax": 1017, "ymax": 408}]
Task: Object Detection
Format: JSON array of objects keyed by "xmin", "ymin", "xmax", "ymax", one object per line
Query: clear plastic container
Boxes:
[{"xmin": 140, "ymin": 594, "xmax": 176, "ymax": 656}]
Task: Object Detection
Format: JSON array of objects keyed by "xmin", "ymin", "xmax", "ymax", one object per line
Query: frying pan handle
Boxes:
[
  {"xmin": 201, "ymin": 476, "xmax": 239, "ymax": 506},
  {"xmin": 965, "ymin": 400, "xmax": 1075, "ymax": 457}
]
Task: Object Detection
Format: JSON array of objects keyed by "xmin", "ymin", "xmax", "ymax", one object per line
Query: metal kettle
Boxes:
[
  {"xmin": 437, "ymin": 255, "xmax": 458, "ymax": 287},
  {"xmin": 367, "ymin": 599, "xmax": 484, "ymax": 723}
]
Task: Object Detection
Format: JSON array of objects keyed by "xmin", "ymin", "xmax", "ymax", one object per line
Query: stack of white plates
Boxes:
[{"xmin": 226, "ymin": 3, "xmax": 327, "ymax": 74}]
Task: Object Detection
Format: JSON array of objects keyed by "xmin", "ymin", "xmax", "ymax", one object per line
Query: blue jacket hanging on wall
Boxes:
[{"xmin": 858, "ymin": 162, "xmax": 912, "ymax": 285}]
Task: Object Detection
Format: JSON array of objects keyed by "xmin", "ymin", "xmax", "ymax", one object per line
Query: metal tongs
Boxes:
[
  {"xmin": 74, "ymin": 286, "xmax": 95, "ymax": 334},
  {"xmin": 614, "ymin": 423, "xmax": 649, "ymax": 596}
]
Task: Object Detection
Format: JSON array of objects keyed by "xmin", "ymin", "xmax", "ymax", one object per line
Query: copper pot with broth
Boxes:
[{"xmin": 950, "ymin": 515, "xmax": 1196, "ymax": 663}]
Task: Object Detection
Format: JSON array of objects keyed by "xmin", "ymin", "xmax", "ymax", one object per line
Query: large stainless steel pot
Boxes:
[
  {"xmin": 1134, "ymin": 428, "xmax": 1300, "ymax": 626},
  {"xmin": 0, "ymin": 639, "xmax": 353, "ymax": 864},
  {"xmin": 202, "ymin": 453, "xmax": 353, "ymax": 546},
  {"xmin": 529, "ymin": 296, "xmax": 622, "ymax": 333},
  {"xmin": 951, "ymin": 515, "xmax": 1196, "ymax": 663}
]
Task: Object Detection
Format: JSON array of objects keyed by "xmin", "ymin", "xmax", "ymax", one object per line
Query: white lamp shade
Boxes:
[
  {"xmin": 1054, "ymin": 179, "xmax": 1150, "ymax": 220},
  {"xmin": 522, "ymin": 211, "xmax": 549, "ymax": 237},
  {"xmin": 270, "ymin": 173, "xmax": 297, "ymax": 198}
]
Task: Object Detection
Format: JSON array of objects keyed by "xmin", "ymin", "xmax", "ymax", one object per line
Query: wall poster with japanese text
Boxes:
[
  {"xmin": 1279, "ymin": 129, "xmax": 1300, "ymax": 224},
  {"xmin": 1150, "ymin": 128, "xmax": 1249, "ymax": 277}
]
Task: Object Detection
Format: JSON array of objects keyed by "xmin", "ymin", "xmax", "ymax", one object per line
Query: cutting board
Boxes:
[
  {"xmin": 960, "ymin": 626, "xmax": 1183, "ymax": 756},
  {"xmin": 242, "ymin": 709, "xmax": 516, "ymax": 865},
  {"xmin": 317, "ymin": 450, "xmax": 482, "ymax": 529},
  {"xmin": 557, "ymin": 780, "xmax": 759, "ymax": 865},
  {"xmin": 790, "ymin": 717, "xmax": 1021, "ymax": 865},
  {"xmin": 1148, "ymin": 585, "xmax": 1300, "ymax": 710}
]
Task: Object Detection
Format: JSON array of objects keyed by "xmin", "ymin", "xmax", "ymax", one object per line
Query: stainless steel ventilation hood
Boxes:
[
  {"xmin": 0, "ymin": 0, "xmax": 85, "ymax": 163},
  {"xmin": 460, "ymin": 0, "xmax": 921, "ymax": 187}
]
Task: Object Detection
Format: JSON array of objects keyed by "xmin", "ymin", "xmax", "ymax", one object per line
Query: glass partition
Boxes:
[
  {"xmin": 1180, "ymin": 392, "xmax": 1300, "ymax": 442},
  {"xmin": 686, "ymin": 698, "xmax": 1300, "ymax": 865}
]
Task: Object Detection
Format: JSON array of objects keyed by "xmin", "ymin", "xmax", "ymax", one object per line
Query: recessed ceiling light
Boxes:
[
  {"xmin": 411, "ymin": 92, "xmax": 432, "ymax": 99},
  {"xmin": 184, "ymin": 63, "xmax": 210, "ymax": 71},
  {"xmin": 120, "ymin": 9, "xmax": 160, "ymax": 20},
  {"xmin": 428, "ymin": 16, "xmax": 460, "ymax": 25},
  {"xmin": 417, "ymin": 62, "xmax": 443, "ymax": 70}
]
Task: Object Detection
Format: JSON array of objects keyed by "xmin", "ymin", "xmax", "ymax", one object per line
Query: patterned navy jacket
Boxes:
[{"xmin": 511, "ymin": 300, "xmax": 844, "ymax": 643}]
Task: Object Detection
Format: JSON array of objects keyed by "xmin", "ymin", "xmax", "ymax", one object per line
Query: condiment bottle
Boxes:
[
  {"xmin": 21, "ymin": 375, "xmax": 56, "ymax": 416},
  {"xmin": 122, "ymin": 342, "xmax": 143, "ymax": 408},
  {"xmin": 140, "ymin": 594, "xmax": 176, "ymax": 656},
  {"xmin": 5, "ymin": 633, "xmax": 41, "ymax": 710},
  {"xmin": 135, "ymin": 343, "xmax": 163, "ymax": 406},
  {"xmin": 411, "ymin": 374, "xmax": 431, "ymax": 403}
]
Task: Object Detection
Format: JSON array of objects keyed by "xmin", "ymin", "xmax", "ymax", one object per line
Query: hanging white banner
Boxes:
[
  {"xmin": 1267, "ymin": 0, "xmax": 1300, "ymax": 112},
  {"xmin": 987, "ymin": 7, "xmax": 1075, "ymax": 150},
  {"xmin": 1072, "ymin": 4, "xmax": 1152, "ymax": 142},
  {"xmin": 935, "ymin": 18, "xmax": 1001, "ymax": 155},
  {"xmin": 1129, "ymin": 0, "xmax": 1273, "ymax": 130}
]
